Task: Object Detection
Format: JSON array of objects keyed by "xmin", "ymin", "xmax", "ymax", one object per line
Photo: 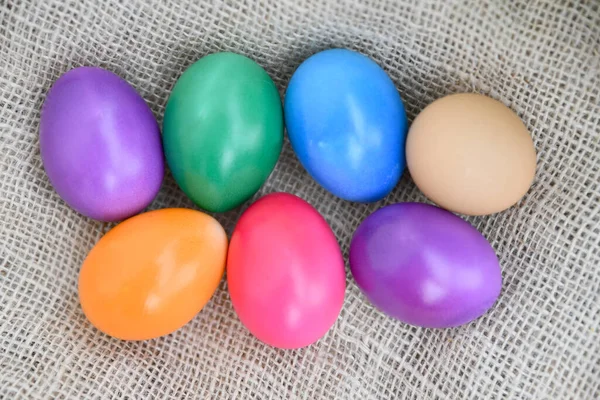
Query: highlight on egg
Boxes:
[
  {"xmin": 40, "ymin": 66, "xmax": 164, "ymax": 222},
  {"xmin": 78, "ymin": 208, "xmax": 228, "ymax": 340},
  {"xmin": 349, "ymin": 202, "xmax": 502, "ymax": 328},
  {"xmin": 227, "ymin": 192, "xmax": 346, "ymax": 349}
]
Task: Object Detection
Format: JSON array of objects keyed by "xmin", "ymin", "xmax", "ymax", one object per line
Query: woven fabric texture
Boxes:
[{"xmin": 1, "ymin": 0, "xmax": 599, "ymax": 398}]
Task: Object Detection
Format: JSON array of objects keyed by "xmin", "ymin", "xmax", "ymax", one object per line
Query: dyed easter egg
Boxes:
[
  {"xmin": 285, "ymin": 49, "xmax": 408, "ymax": 202},
  {"xmin": 227, "ymin": 193, "xmax": 345, "ymax": 348},
  {"xmin": 163, "ymin": 52, "xmax": 283, "ymax": 213},
  {"xmin": 79, "ymin": 208, "xmax": 228, "ymax": 340},
  {"xmin": 40, "ymin": 66, "xmax": 164, "ymax": 222},
  {"xmin": 349, "ymin": 203, "xmax": 502, "ymax": 328}
]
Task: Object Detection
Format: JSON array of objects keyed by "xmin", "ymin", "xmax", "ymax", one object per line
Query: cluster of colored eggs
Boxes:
[{"xmin": 40, "ymin": 49, "xmax": 536, "ymax": 348}]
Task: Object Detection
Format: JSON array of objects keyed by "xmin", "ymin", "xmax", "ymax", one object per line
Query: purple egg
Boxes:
[
  {"xmin": 349, "ymin": 203, "xmax": 502, "ymax": 328},
  {"xmin": 40, "ymin": 67, "xmax": 164, "ymax": 221}
]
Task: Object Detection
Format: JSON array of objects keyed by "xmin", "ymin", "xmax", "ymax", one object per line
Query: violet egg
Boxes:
[
  {"xmin": 349, "ymin": 203, "xmax": 502, "ymax": 328},
  {"xmin": 40, "ymin": 67, "xmax": 164, "ymax": 221}
]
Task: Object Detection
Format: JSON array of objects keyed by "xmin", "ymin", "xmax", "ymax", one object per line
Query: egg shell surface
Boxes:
[
  {"xmin": 285, "ymin": 49, "xmax": 408, "ymax": 202},
  {"xmin": 227, "ymin": 192, "xmax": 346, "ymax": 349},
  {"xmin": 349, "ymin": 202, "xmax": 502, "ymax": 328},
  {"xmin": 163, "ymin": 52, "xmax": 283, "ymax": 213},
  {"xmin": 79, "ymin": 208, "xmax": 228, "ymax": 340},
  {"xmin": 406, "ymin": 93, "xmax": 536, "ymax": 216},
  {"xmin": 40, "ymin": 66, "xmax": 164, "ymax": 222}
]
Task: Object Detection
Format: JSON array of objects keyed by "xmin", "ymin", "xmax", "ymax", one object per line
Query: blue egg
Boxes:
[{"xmin": 284, "ymin": 49, "xmax": 408, "ymax": 202}]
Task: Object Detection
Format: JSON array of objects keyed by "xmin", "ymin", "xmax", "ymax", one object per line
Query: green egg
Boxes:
[{"xmin": 163, "ymin": 52, "xmax": 283, "ymax": 213}]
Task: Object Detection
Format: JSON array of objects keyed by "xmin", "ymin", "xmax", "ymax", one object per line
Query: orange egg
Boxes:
[{"xmin": 78, "ymin": 208, "xmax": 228, "ymax": 340}]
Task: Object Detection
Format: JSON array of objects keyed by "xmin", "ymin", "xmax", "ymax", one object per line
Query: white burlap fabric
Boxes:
[{"xmin": 1, "ymin": 0, "xmax": 599, "ymax": 398}]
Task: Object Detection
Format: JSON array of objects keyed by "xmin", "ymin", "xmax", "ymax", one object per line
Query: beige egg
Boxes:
[{"xmin": 406, "ymin": 93, "xmax": 536, "ymax": 216}]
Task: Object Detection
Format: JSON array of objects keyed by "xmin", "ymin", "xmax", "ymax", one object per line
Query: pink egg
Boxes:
[{"xmin": 227, "ymin": 192, "xmax": 346, "ymax": 349}]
